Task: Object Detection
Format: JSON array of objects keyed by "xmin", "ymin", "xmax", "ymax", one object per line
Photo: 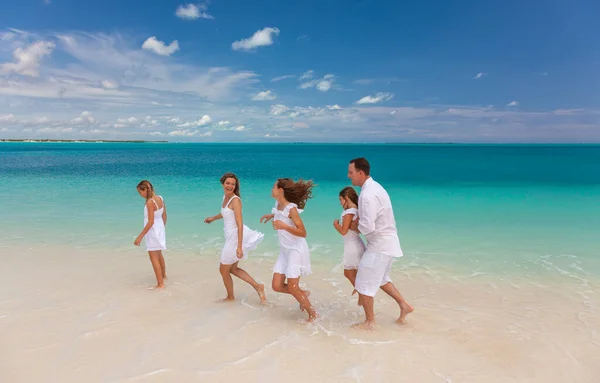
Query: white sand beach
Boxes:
[{"xmin": 2, "ymin": 245, "xmax": 599, "ymax": 383}]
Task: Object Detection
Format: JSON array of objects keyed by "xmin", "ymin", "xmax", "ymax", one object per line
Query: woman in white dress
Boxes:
[
  {"xmin": 333, "ymin": 186, "xmax": 365, "ymax": 299},
  {"xmin": 260, "ymin": 178, "xmax": 317, "ymax": 322},
  {"xmin": 205, "ymin": 173, "xmax": 267, "ymax": 304},
  {"xmin": 134, "ymin": 180, "xmax": 167, "ymax": 289}
]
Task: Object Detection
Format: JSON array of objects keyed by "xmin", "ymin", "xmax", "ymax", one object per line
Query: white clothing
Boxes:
[
  {"xmin": 220, "ymin": 195, "xmax": 264, "ymax": 265},
  {"xmin": 143, "ymin": 196, "xmax": 166, "ymax": 251},
  {"xmin": 358, "ymin": 177, "xmax": 403, "ymax": 258},
  {"xmin": 355, "ymin": 251, "xmax": 394, "ymax": 297},
  {"xmin": 340, "ymin": 208, "xmax": 366, "ymax": 269},
  {"xmin": 272, "ymin": 202, "xmax": 312, "ymax": 278}
]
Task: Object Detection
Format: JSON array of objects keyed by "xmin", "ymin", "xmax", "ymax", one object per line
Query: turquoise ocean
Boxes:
[{"xmin": 2, "ymin": 143, "xmax": 599, "ymax": 279}]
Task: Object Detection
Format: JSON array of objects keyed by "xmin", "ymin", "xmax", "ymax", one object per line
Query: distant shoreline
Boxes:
[{"xmin": 0, "ymin": 139, "xmax": 168, "ymax": 143}]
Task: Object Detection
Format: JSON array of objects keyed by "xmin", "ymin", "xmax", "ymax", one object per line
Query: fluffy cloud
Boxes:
[
  {"xmin": 175, "ymin": 4, "xmax": 214, "ymax": 20},
  {"xmin": 252, "ymin": 90, "xmax": 276, "ymax": 101},
  {"xmin": 101, "ymin": 79, "xmax": 119, "ymax": 89},
  {"xmin": 356, "ymin": 92, "xmax": 394, "ymax": 104},
  {"xmin": 176, "ymin": 114, "xmax": 211, "ymax": 127},
  {"xmin": 142, "ymin": 36, "xmax": 180, "ymax": 56},
  {"xmin": 0, "ymin": 40, "xmax": 55, "ymax": 76},
  {"xmin": 232, "ymin": 27, "xmax": 280, "ymax": 51},
  {"xmin": 299, "ymin": 73, "xmax": 335, "ymax": 92},
  {"xmin": 473, "ymin": 72, "xmax": 485, "ymax": 79},
  {"xmin": 507, "ymin": 101, "xmax": 519, "ymax": 107},
  {"xmin": 70, "ymin": 111, "xmax": 95, "ymax": 125},
  {"xmin": 271, "ymin": 75, "xmax": 295, "ymax": 82}
]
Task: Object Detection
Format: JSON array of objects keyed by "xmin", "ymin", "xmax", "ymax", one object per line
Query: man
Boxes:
[{"xmin": 348, "ymin": 157, "xmax": 413, "ymax": 330}]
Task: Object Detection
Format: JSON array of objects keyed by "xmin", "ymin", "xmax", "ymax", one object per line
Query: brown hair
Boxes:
[
  {"xmin": 276, "ymin": 178, "xmax": 315, "ymax": 209},
  {"xmin": 137, "ymin": 180, "xmax": 155, "ymax": 200},
  {"xmin": 349, "ymin": 157, "xmax": 370, "ymax": 176},
  {"xmin": 220, "ymin": 172, "xmax": 241, "ymax": 197},
  {"xmin": 339, "ymin": 186, "xmax": 359, "ymax": 206}
]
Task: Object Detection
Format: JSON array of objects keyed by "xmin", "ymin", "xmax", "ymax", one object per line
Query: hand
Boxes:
[
  {"xmin": 273, "ymin": 220, "xmax": 287, "ymax": 230},
  {"xmin": 236, "ymin": 247, "xmax": 244, "ymax": 259},
  {"xmin": 333, "ymin": 219, "xmax": 340, "ymax": 228},
  {"xmin": 260, "ymin": 214, "xmax": 273, "ymax": 224},
  {"xmin": 204, "ymin": 217, "xmax": 213, "ymax": 224},
  {"xmin": 134, "ymin": 236, "xmax": 142, "ymax": 246}
]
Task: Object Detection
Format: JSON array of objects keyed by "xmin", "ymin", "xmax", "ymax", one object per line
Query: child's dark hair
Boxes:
[
  {"xmin": 220, "ymin": 172, "xmax": 241, "ymax": 197},
  {"xmin": 339, "ymin": 186, "xmax": 359, "ymax": 206},
  {"xmin": 137, "ymin": 180, "xmax": 154, "ymax": 200},
  {"xmin": 276, "ymin": 178, "xmax": 315, "ymax": 209}
]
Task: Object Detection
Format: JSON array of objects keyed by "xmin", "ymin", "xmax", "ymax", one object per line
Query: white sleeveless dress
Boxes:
[
  {"xmin": 340, "ymin": 207, "xmax": 366, "ymax": 269},
  {"xmin": 220, "ymin": 195, "xmax": 264, "ymax": 265},
  {"xmin": 272, "ymin": 202, "xmax": 312, "ymax": 278},
  {"xmin": 143, "ymin": 196, "xmax": 166, "ymax": 251}
]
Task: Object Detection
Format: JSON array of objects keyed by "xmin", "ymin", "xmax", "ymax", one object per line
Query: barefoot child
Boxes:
[
  {"xmin": 205, "ymin": 173, "xmax": 267, "ymax": 304},
  {"xmin": 260, "ymin": 178, "xmax": 317, "ymax": 322},
  {"xmin": 134, "ymin": 180, "xmax": 167, "ymax": 289},
  {"xmin": 333, "ymin": 186, "xmax": 366, "ymax": 298}
]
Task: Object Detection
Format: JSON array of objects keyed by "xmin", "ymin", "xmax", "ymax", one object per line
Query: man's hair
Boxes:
[{"xmin": 349, "ymin": 157, "xmax": 370, "ymax": 176}]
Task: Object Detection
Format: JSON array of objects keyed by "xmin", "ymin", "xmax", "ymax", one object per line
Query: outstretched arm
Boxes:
[
  {"xmin": 260, "ymin": 213, "xmax": 274, "ymax": 223},
  {"xmin": 204, "ymin": 213, "xmax": 223, "ymax": 224}
]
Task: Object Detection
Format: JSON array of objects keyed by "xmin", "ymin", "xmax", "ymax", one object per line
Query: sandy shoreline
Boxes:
[{"xmin": 2, "ymin": 245, "xmax": 599, "ymax": 382}]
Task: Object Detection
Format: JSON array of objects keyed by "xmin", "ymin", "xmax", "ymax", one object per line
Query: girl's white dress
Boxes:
[
  {"xmin": 340, "ymin": 207, "xmax": 365, "ymax": 269},
  {"xmin": 144, "ymin": 196, "xmax": 166, "ymax": 251},
  {"xmin": 272, "ymin": 202, "xmax": 312, "ymax": 278},
  {"xmin": 220, "ymin": 195, "xmax": 264, "ymax": 265}
]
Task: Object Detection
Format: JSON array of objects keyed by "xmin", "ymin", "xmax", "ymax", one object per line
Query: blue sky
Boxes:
[{"xmin": 1, "ymin": 0, "xmax": 600, "ymax": 142}]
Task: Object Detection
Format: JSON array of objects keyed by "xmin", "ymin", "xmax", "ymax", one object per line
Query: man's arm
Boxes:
[{"xmin": 358, "ymin": 196, "xmax": 376, "ymax": 235}]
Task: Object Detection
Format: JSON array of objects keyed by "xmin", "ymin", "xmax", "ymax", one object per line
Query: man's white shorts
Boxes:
[{"xmin": 355, "ymin": 251, "xmax": 394, "ymax": 297}]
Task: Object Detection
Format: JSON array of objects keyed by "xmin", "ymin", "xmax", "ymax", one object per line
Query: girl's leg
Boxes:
[
  {"xmin": 344, "ymin": 268, "xmax": 362, "ymax": 305},
  {"xmin": 219, "ymin": 263, "xmax": 235, "ymax": 301},
  {"xmin": 148, "ymin": 251, "xmax": 165, "ymax": 288},
  {"xmin": 230, "ymin": 262, "xmax": 266, "ymax": 304},
  {"xmin": 158, "ymin": 251, "xmax": 166, "ymax": 279},
  {"xmin": 286, "ymin": 277, "xmax": 317, "ymax": 322}
]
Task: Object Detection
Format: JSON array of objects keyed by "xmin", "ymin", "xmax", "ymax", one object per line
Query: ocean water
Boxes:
[{"xmin": 1, "ymin": 142, "xmax": 599, "ymax": 279}]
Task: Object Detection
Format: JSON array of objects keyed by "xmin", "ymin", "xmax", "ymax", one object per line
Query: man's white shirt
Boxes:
[{"xmin": 357, "ymin": 177, "xmax": 403, "ymax": 257}]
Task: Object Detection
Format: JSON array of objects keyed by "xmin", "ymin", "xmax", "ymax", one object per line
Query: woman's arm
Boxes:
[
  {"xmin": 230, "ymin": 198, "xmax": 244, "ymax": 258},
  {"xmin": 204, "ymin": 213, "xmax": 223, "ymax": 224}
]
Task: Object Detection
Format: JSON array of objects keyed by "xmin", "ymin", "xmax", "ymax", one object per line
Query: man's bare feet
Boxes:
[
  {"xmin": 352, "ymin": 321, "xmax": 376, "ymax": 330},
  {"xmin": 255, "ymin": 284, "xmax": 267, "ymax": 305},
  {"xmin": 397, "ymin": 303, "xmax": 414, "ymax": 324},
  {"xmin": 216, "ymin": 297, "xmax": 235, "ymax": 303}
]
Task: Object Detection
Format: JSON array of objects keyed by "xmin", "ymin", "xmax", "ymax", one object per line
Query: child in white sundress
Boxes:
[
  {"xmin": 205, "ymin": 173, "xmax": 267, "ymax": 304},
  {"xmin": 134, "ymin": 180, "xmax": 167, "ymax": 289},
  {"xmin": 333, "ymin": 186, "xmax": 366, "ymax": 299},
  {"xmin": 260, "ymin": 178, "xmax": 317, "ymax": 322}
]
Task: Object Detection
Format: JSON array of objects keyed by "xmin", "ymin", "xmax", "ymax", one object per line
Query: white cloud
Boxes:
[
  {"xmin": 553, "ymin": 108, "xmax": 584, "ymax": 116},
  {"xmin": 299, "ymin": 70, "xmax": 314, "ymax": 81},
  {"xmin": 507, "ymin": 101, "xmax": 519, "ymax": 107},
  {"xmin": 269, "ymin": 104, "xmax": 289, "ymax": 116},
  {"xmin": 356, "ymin": 92, "xmax": 394, "ymax": 104},
  {"xmin": 101, "ymin": 79, "xmax": 119, "ymax": 89},
  {"xmin": 0, "ymin": 114, "xmax": 16, "ymax": 122},
  {"xmin": 217, "ymin": 120, "xmax": 230, "ymax": 126},
  {"xmin": 293, "ymin": 122, "xmax": 309, "ymax": 129},
  {"xmin": 232, "ymin": 27, "xmax": 280, "ymax": 51},
  {"xmin": 233, "ymin": 125, "xmax": 247, "ymax": 131},
  {"xmin": 353, "ymin": 77, "xmax": 401, "ymax": 85},
  {"xmin": 37, "ymin": 127, "xmax": 74, "ymax": 133},
  {"xmin": 271, "ymin": 75, "xmax": 295, "ymax": 82},
  {"xmin": 169, "ymin": 129, "xmax": 196, "ymax": 136},
  {"xmin": 142, "ymin": 36, "xmax": 180, "ymax": 56},
  {"xmin": 473, "ymin": 72, "xmax": 485, "ymax": 80},
  {"xmin": 177, "ymin": 114, "xmax": 211, "ymax": 127},
  {"xmin": 0, "ymin": 40, "xmax": 55, "ymax": 77},
  {"xmin": 117, "ymin": 117, "xmax": 138, "ymax": 124},
  {"xmin": 299, "ymin": 73, "xmax": 335, "ymax": 92},
  {"xmin": 252, "ymin": 90, "xmax": 276, "ymax": 101},
  {"xmin": 175, "ymin": 4, "xmax": 213, "ymax": 20},
  {"xmin": 70, "ymin": 111, "xmax": 95, "ymax": 125}
]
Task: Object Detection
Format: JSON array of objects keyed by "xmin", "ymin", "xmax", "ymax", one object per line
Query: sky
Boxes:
[{"xmin": 1, "ymin": 0, "xmax": 600, "ymax": 142}]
